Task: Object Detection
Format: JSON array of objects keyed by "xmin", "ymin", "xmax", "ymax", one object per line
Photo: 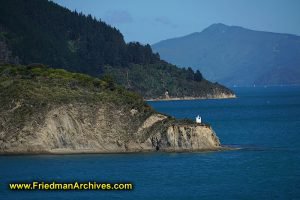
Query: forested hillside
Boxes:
[
  {"xmin": 0, "ymin": 0, "xmax": 234, "ymax": 98},
  {"xmin": 0, "ymin": 0, "xmax": 159, "ymax": 73}
]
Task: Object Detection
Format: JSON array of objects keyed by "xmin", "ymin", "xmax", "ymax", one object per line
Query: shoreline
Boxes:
[
  {"xmin": 145, "ymin": 94, "xmax": 237, "ymax": 102},
  {"xmin": 0, "ymin": 146, "xmax": 239, "ymax": 156}
]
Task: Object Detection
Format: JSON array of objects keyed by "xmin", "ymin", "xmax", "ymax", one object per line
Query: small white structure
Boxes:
[
  {"xmin": 165, "ymin": 91, "xmax": 170, "ymax": 99},
  {"xmin": 196, "ymin": 115, "xmax": 201, "ymax": 123}
]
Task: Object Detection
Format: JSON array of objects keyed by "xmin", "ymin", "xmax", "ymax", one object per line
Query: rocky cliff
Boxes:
[
  {"xmin": 0, "ymin": 103, "xmax": 221, "ymax": 154},
  {"xmin": 0, "ymin": 64, "xmax": 222, "ymax": 154}
]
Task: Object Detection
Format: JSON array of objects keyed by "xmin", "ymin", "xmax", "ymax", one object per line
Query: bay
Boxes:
[{"xmin": 1, "ymin": 86, "xmax": 300, "ymax": 200}]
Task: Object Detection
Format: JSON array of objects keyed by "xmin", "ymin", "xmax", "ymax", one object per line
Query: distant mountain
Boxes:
[
  {"xmin": 152, "ymin": 23, "xmax": 300, "ymax": 86},
  {"xmin": 0, "ymin": 0, "xmax": 234, "ymax": 98}
]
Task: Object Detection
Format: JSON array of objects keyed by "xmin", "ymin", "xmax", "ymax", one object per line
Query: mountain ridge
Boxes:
[
  {"xmin": 152, "ymin": 23, "xmax": 300, "ymax": 86},
  {"xmin": 156, "ymin": 23, "xmax": 300, "ymax": 44},
  {"xmin": 0, "ymin": 0, "xmax": 235, "ymax": 98}
]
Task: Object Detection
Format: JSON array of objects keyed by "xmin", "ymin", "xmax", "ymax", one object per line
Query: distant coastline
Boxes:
[{"xmin": 146, "ymin": 94, "xmax": 236, "ymax": 102}]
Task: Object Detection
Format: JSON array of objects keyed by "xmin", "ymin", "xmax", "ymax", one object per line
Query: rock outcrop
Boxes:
[
  {"xmin": 0, "ymin": 64, "xmax": 222, "ymax": 154},
  {"xmin": 0, "ymin": 103, "xmax": 221, "ymax": 154}
]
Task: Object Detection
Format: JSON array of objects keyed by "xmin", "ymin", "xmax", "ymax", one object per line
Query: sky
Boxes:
[{"xmin": 52, "ymin": 0, "xmax": 300, "ymax": 45}]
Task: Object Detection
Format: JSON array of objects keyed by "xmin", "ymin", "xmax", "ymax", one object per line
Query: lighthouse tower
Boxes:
[{"xmin": 196, "ymin": 115, "xmax": 201, "ymax": 123}]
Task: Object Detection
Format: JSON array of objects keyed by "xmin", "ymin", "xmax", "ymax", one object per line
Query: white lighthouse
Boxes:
[{"xmin": 196, "ymin": 115, "xmax": 201, "ymax": 123}]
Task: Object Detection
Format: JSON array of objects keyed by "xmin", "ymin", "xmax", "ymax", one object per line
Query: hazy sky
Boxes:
[{"xmin": 52, "ymin": 0, "xmax": 300, "ymax": 45}]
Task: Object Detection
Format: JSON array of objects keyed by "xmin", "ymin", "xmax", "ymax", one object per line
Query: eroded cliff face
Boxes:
[
  {"xmin": 0, "ymin": 64, "xmax": 223, "ymax": 154},
  {"xmin": 0, "ymin": 102, "xmax": 221, "ymax": 154}
]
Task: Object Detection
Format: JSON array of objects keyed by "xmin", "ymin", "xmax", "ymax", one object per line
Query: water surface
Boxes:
[{"xmin": 1, "ymin": 86, "xmax": 300, "ymax": 200}]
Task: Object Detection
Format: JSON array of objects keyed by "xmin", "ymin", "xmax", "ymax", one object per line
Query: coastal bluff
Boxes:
[
  {"xmin": 0, "ymin": 103, "xmax": 221, "ymax": 154},
  {"xmin": 0, "ymin": 64, "xmax": 221, "ymax": 154}
]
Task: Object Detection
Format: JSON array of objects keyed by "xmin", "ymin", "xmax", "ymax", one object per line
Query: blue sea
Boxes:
[{"xmin": 1, "ymin": 86, "xmax": 300, "ymax": 200}]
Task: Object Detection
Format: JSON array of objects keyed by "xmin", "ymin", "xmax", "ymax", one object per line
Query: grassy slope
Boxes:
[{"xmin": 0, "ymin": 64, "xmax": 152, "ymax": 110}]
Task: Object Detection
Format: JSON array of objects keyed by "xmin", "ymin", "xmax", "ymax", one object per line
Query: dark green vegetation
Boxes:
[
  {"xmin": 152, "ymin": 23, "xmax": 300, "ymax": 86},
  {"xmin": 0, "ymin": 0, "xmax": 159, "ymax": 72},
  {"xmin": 0, "ymin": 64, "xmax": 148, "ymax": 109},
  {"xmin": 0, "ymin": 0, "xmax": 234, "ymax": 98},
  {"xmin": 104, "ymin": 64, "xmax": 232, "ymax": 98}
]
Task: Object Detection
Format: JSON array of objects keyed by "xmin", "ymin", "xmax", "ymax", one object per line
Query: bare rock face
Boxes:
[
  {"xmin": 0, "ymin": 102, "xmax": 221, "ymax": 154},
  {"xmin": 0, "ymin": 64, "xmax": 223, "ymax": 154}
]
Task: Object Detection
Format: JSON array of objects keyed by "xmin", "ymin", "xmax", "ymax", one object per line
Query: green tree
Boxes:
[{"xmin": 194, "ymin": 70, "xmax": 203, "ymax": 82}]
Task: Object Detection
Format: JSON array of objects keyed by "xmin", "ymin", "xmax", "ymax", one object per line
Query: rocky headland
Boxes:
[{"xmin": 0, "ymin": 64, "xmax": 224, "ymax": 154}]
